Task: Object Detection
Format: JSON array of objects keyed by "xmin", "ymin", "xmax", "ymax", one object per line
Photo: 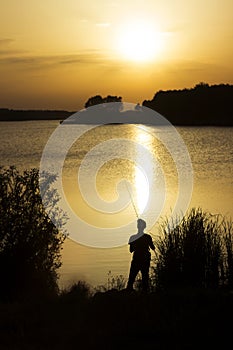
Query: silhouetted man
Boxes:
[{"xmin": 127, "ymin": 219, "xmax": 155, "ymax": 292}]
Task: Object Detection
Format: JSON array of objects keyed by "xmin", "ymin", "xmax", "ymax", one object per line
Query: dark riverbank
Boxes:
[
  {"xmin": 0, "ymin": 108, "xmax": 74, "ymax": 121},
  {"xmin": 0, "ymin": 287, "xmax": 232, "ymax": 350}
]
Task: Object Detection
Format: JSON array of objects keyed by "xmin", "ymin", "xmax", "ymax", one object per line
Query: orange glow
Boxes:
[
  {"xmin": 116, "ymin": 20, "xmax": 164, "ymax": 62},
  {"xmin": 0, "ymin": 0, "xmax": 232, "ymax": 109}
]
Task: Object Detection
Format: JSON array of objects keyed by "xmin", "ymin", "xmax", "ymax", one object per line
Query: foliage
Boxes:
[
  {"xmin": 107, "ymin": 270, "xmax": 126, "ymax": 291},
  {"xmin": 60, "ymin": 280, "xmax": 92, "ymax": 303},
  {"xmin": 0, "ymin": 166, "xmax": 67, "ymax": 300},
  {"xmin": 95, "ymin": 270, "xmax": 126, "ymax": 292},
  {"xmin": 153, "ymin": 208, "xmax": 233, "ymax": 291},
  {"xmin": 222, "ymin": 219, "xmax": 233, "ymax": 288},
  {"xmin": 84, "ymin": 95, "xmax": 122, "ymax": 109}
]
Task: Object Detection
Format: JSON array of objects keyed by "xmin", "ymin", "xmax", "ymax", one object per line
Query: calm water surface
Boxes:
[{"xmin": 0, "ymin": 121, "xmax": 232, "ymax": 288}]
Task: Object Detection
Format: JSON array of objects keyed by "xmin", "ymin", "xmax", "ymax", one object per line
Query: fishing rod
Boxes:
[
  {"xmin": 120, "ymin": 168, "xmax": 139, "ymax": 219},
  {"xmin": 122, "ymin": 176, "xmax": 139, "ymax": 220},
  {"xmin": 120, "ymin": 168, "xmax": 158, "ymax": 243}
]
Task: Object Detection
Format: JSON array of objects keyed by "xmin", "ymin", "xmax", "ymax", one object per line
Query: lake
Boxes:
[{"xmin": 0, "ymin": 120, "xmax": 232, "ymax": 289}]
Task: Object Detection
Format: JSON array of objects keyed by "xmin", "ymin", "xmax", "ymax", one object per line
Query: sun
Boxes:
[{"xmin": 117, "ymin": 20, "xmax": 163, "ymax": 62}]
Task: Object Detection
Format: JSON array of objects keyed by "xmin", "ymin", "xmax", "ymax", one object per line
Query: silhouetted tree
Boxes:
[
  {"xmin": 84, "ymin": 95, "xmax": 104, "ymax": 108},
  {"xmin": 194, "ymin": 82, "xmax": 209, "ymax": 89},
  {"xmin": 84, "ymin": 95, "xmax": 122, "ymax": 108},
  {"xmin": 0, "ymin": 166, "xmax": 67, "ymax": 301},
  {"xmin": 104, "ymin": 95, "xmax": 122, "ymax": 104}
]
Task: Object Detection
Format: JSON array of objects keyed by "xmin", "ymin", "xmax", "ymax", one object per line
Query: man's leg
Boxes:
[
  {"xmin": 141, "ymin": 259, "xmax": 150, "ymax": 292},
  {"xmin": 127, "ymin": 259, "xmax": 139, "ymax": 290}
]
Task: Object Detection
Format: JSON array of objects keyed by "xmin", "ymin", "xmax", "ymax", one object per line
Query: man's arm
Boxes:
[
  {"xmin": 129, "ymin": 242, "xmax": 135, "ymax": 253},
  {"xmin": 149, "ymin": 235, "xmax": 155, "ymax": 251},
  {"xmin": 128, "ymin": 235, "xmax": 137, "ymax": 253}
]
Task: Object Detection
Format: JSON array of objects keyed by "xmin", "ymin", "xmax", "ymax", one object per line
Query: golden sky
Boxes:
[{"xmin": 0, "ymin": 0, "xmax": 232, "ymax": 110}]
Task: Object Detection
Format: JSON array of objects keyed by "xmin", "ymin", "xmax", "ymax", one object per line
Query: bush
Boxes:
[
  {"xmin": 60, "ymin": 281, "xmax": 92, "ymax": 303},
  {"xmin": 0, "ymin": 166, "xmax": 67, "ymax": 301},
  {"xmin": 153, "ymin": 208, "xmax": 233, "ymax": 291}
]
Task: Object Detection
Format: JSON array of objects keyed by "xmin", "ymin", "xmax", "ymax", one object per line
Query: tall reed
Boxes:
[{"xmin": 152, "ymin": 208, "xmax": 233, "ymax": 291}]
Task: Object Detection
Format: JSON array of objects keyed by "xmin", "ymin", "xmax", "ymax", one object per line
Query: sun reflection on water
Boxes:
[
  {"xmin": 134, "ymin": 165, "xmax": 149, "ymax": 215},
  {"xmin": 132, "ymin": 126, "xmax": 156, "ymax": 219}
]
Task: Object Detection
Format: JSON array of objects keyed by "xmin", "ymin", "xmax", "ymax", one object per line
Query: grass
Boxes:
[{"xmin": 152, "ymin": 208, "xmax": 233, "ymax": 291}]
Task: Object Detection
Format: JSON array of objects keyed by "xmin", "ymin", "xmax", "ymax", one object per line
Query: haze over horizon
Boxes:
[{"xmin": 0, "ymin": 0, "xmax": 232, "ymax": 111}]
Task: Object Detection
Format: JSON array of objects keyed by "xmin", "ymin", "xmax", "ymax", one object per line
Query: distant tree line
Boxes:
[
  {"xmin": 142, "ymin": 83, "xmax": 233, "ymax": 126},
  {"xmin": 0, "ymin": 83, "xmax": 233, "ymax": 124}
]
